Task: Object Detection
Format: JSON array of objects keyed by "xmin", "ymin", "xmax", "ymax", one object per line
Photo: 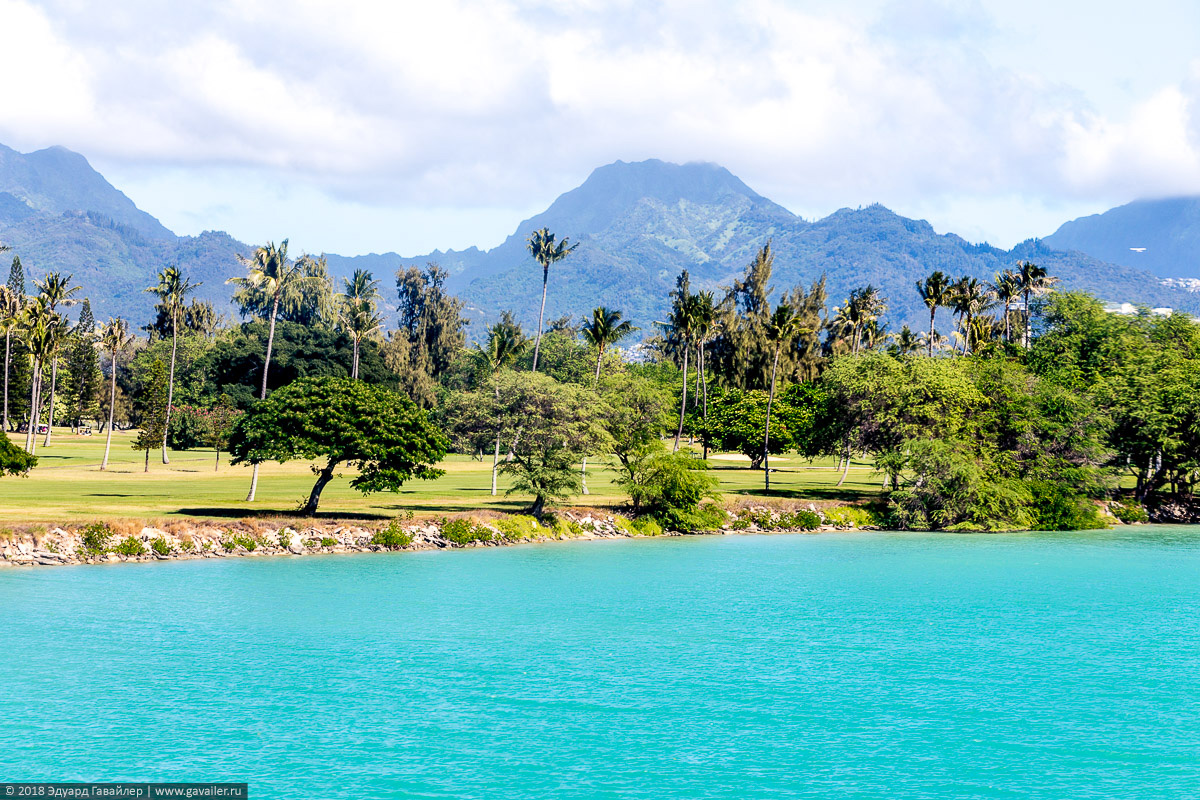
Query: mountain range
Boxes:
[{"xmin": 1, "ymin": 143, "xmax": 1198, "ymax": 336}]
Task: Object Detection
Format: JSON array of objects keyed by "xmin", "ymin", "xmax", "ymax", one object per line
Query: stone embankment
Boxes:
[{"xmin": 0, "ymin": 504, "xmax": 865, "ymax": 568}]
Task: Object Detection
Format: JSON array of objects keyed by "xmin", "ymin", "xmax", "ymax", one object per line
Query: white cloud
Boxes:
[{"xmin": 1, "ymin": 0, "xmax": 1199, "ymax": 252}]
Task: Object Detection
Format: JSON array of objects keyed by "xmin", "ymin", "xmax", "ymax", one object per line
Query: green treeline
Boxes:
[{"xmin": 0, "ymin": 231, "xmax": 1195, "ymax": 527}]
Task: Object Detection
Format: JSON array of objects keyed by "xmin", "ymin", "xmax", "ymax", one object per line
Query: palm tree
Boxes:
[
  {"xmin": 1016, "ymin": 261, "xmax": 1056, "ymax": 346},
  {"xmin": 146, "ymin": 266, "xmax": 200, "ymax": 463},
  {"xmin": 958, "ymin": 279, "xmax": 996, "ymax": 355},
  {"xmin": 580, "ymin": 307, "xmax": 636, "ymax": 381},
  {"xmin": 0, "ymin": 286, "xmax": 22, "ymax": 432},
  {"xmin": 472, "ymin": 314, "xmax": 528, "ymax": 495},
  {"xmin": 763, "ymin": 304, "xmax": 804, "ymax": 491},
  {"xmin": 227, "ymin": 239, "xmax": 305, "ymax": 501},
  {"xmin": 888, "ymin": 325, "xmax": 923, "ymax": 356},
  {"xmin": 21, "ymin": 298, "xmax": 57, "ymax": 454},
  {"xmin": 32, "ymin": 272, "xmax": 80, "ymax": 447},
  {"xmin": 846, "ymin": 285, "xmax": 886, "ymax": 354},
  {"xmin": 526, "ymin": 228, "xmax": 578, "ymax": 373},
  {"xmin": 916, "ymin": 271, "xmax": 952, "ymax": 356},
  {"xmin": 659, "ymin": 296, "xmax": 701, "ymax": 452},
  {"xmin": 692, "ymin": 291, "xmax": 717, "ymax": 458},
  {"xmin": 99, "ymin": 318, "xmax": 134, "ymax": 471},
  {"xmin": 338, "ymin": 269, "xmax": 383, "ymax": 379},
  {"xmin": 993, "ymin": 269, "xmax": 1021, "ymax": 343}
]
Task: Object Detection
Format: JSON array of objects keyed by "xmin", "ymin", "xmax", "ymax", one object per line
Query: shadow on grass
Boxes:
[
  {"xmin": 728, "ymin": 486, "xmax": 878, "ymax": 503},
  {"xmin": 176, "ymin": 507, "xmax": 391, "ymax": 521}
]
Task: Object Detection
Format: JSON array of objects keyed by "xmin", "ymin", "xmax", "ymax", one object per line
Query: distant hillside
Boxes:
[
  {"xmin": 1044, "ymin": 197, "xmax": 1200, "ymax": 279},
  {"xmin": 1, "ymin": 145, "xmax": 1195, "ymax": 335}
]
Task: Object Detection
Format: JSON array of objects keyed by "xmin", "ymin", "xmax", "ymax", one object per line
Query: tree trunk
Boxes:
[
  {"xmin": 352, "ymin": 337, "xmax": 360, "ymax": 380},
  {"xmin": 247, "ymin": 293, "xmax": 281, "ymax": 502},
  {"xmin": 836, "ymin": 446, "xmax": 851, "ymax": 487},
  {"xmin": 101, "ymin": 354, "xmax": 117, "ymax": 471},
  {"xmin": 491, "ymin": 432, "xmax": 500, "ymax": 496},
  {"xmin": 1023, "ymin": 289, "xmax": 1031, "ymax": 347},
  {"xmin": 42, "ymin": 355, "xmax": 58, "ymax": 447},
  {"xmin": 531, "ymin": 264, "xmax": 548, "ymax": 373},
  {"xmin": 303, "ymin": 457, "xmax": 338, "ymax": 516},
  {"xmin": 1002, "ymin": 300, "xmax": 1011, "ymax": 342},
  {"xmin": 700, "ymin": 342, "xmax": 709, "ymax": 460},
  {"xmin": 530, "ymin": 493, "xmax": 546, "ymax": 519},
  {"xmin": 594, "ymin": 344, "xmax": 603, "ymax": 382},
  {"xmin": 2, "ymin": 328, "xmax": 10, "ymax": 432},
  {"xmin": 162, "ymin": 316, "xmax": 178, "ymax": 464},
  {"xmin": 928, "ymin": 308, "xmax": 936, "ymax": 357},
  {"xmin": 144, "ymin": 447, "xmax": 150, "ymax": 472},
  {"xmin": 215, "ymin": 448, "xmax": 221, "ymax": 471},
  {"xmin": 24, "ymin": 357, "xmax": 40, "ymax": 453},
  {"xmin": 673, "ymin": 345, "xmax": 689, "ymax": 452},
  {"xmin": 763, "ymin": 346, "xmax": 780, "ymax": 492}
]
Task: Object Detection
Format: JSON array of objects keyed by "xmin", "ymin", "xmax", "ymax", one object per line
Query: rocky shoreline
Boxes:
[{"xmin": 0, "ymin": 506, "xmax": 864, "ymax": 568}]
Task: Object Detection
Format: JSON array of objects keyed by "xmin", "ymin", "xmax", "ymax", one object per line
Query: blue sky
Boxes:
[{"xmin": 0, "ymin": 0, "xmax": 1197, "ymax": 256}]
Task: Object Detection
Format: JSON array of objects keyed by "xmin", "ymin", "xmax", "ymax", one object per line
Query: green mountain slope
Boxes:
[{"xmin": 1044, "ymin": 197, "xmax": 1200, "ymax": 279}]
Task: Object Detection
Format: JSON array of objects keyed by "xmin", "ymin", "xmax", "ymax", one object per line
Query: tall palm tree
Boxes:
[
  {"xmin": 99, "ymin": 318, "xmax": 134, "ymax": 471},
  {"xmin": 21, "ymin": 298, "xmax": 57, "ymax": 454},
  {"xmin": 846, "ymin": 285, "xmax": 885, "ymax": 354},
  {"xmin": 0, "ymin": 285, "xmax": 22, "ymax": 432},
  {"xmin": 472, "ymin": 314, "xmax": 528, "ymax": 495},
  {"xmin": 888, "ymin": 325, "xmax": 923, "ymax": 356},
  {"xmin": 916, "ymin": 271, "xmax": 952, "ymax": 356},
  {"xmin": 1016, "ymin": 261, "xmax": 1056, "ymax": 347},
  {"xmin": 32, "ymin": 272, "xmax": 80, "ymax": 446},
  {"xmin": 526, "ymin": 228, "xmax": 578, "ymax": 373},
  {"xmin": 659, "ymin": 296, "xmax": 701, "ymax": 452},
  {"xmin": 580, "ymin": 306, "xmax": 636, "ymax": 381},
  {"xmin": 958, "ymin": 279, "xmax": 996, "ymax": 355},
  {"xmin": 146, "ymin": 266, "xmax": 200, "ymax": 463},
  {"xmin": 993, "ymin": 269, "xmax": 1021, "ymax": 343},
  {"xmin": 692, "ymin": 291, "xmax": 717, "ymax": 458},
  {"xmin": 227, "ymin": 239, "xmax": 305, "ymax": 501},
  {"xmin": 341, "ymin": 269, "xmax": 381, "ymax": 379},
  {"xmin": 763, "ymin": 304, "xmax": 804, "ymax": 491}
]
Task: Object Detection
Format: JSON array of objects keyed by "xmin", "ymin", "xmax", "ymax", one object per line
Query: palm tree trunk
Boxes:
[
  {"xmin": 3, "ymin": 327, "xmax": 10, "ymax": 432},
  {"xmin": 928, "ymin": 308, "xmax": 936, "ymax": 357},
  {"xmin": 1023, "ymin": 289, "xmax": 1031, "ymax": 347},
  {"xmin": 352, "ymin": 338, "xmax": 360, "ymax": 380},
  {"xmin": 491, "ymin": 433, "xmax": 501, "ymax": 496},
  {"xmin": 1002, "ymin": 300, "xmax": 1011, "ymax": 342},
  {"xmin": 531, "ymin": 264, "xmax": 549, "ymax": 372},
  {"xmin": 594, "ymin": 344, "xmax": 603, "ymax": 382},
  {"xmin": 673, "ymin": 345, "xmax": 689, "ymax": 452},
  {"xmin": 162, "ymin": 317, "xmax": 178, "ymax": 464},
  {"xmin": 101, "ymin": 352, "xmax": 116, "ymax": 471},
  {"xmin": 25, "ymin": 358, "xmax": 40, "ymax": 454},
  {"xmin": 836, "ymin": 445, "xmax": 851, "ymax": 487},
  {"xmin": 42, "ymin": 355, "xmax": 58, "ymax": 447},
  {"xmin": 247, "ymin": 293, "xmax": 281, "ymax": 502},
  {"xmin": 700, "ymin": 342, "xmax": 709, "ymax": 460},
  {"xmin": 763, "ymin": 346, "xmax": 780, "ymax": 492}
]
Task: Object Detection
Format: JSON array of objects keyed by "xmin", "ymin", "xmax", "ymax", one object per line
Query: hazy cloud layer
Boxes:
[{"xmin": 0, "ymin": 0, "xmax": 1197, "ymax": 253}]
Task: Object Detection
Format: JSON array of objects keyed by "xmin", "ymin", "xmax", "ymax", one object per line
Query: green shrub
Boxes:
[
  {"xmin": 1110, "ymin": 499, "xmax": 1149, "ymax": 524},
  {"xmin": 666, "ymin": 504, "xmax": 727, "ymax": 532},
  {"xmin": 1028, "ymin": 481, "xmax": 1108, "ymax": 531},
  {"xmin": 823, "ymin": 506, "xmax": 878, "ymax": 529},
  {"xmin": 440, "ymin": 518, "xmax": 493, "ymax": 545},
  {"xmin": 493, "ymin": 515, "xmax": 540, "ymax": 541},
  {"xmin": 617, "ymin": 448, "xmax": 721, "ymax": 527},
  {"xmin": 320, "ymin": 537, "xmax": 338, "ymax": 547},
  {"xmin": 150, "ymin": 537, "xmax": 171, "ymax": 556},
  {"xmin": 113, "ymin": 536, "xmax": 146, "ymax": 556},
  {"xmin": 548, "ymin": 516, "xmax": 584, "ymax": 539},
  {"xmin": 277, "ymin": 530, "xmax": 291, "ymax": 549},
  {"xmin": 776, "ymin": 509, "xmax": 822, "ymax": 530},
  {"xmin": 78, "ymin": 522, "xmax": 112, "ymax": 556},
  {"xmin": 734, "ymin": 508, "xmax": 775, "ymax": 528},
  {"xmin": 221, "ymin": 531, "xmax": 260, "ymax": 552},
  {"xmin": 371, "ymin": 520, "xmax": 413, "ymax": 550}
]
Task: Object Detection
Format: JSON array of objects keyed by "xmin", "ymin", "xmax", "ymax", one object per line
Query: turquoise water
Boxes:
[{"xmin": 2, "ymin": 528, "xmax": 1199, "ymax": 799}]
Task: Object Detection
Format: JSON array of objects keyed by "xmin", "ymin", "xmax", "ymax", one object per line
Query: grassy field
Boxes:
[{"xmin": 0, "ymin": 429, "xmax": 883, "ymax": 524}]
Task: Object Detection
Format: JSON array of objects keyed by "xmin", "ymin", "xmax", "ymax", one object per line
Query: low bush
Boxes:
[
  {"xmin": 113, "ymin": 536, "xmax": 147, "ymax": 556},
  {"xmin": 493, "ymin": 515, "xmax": 540, "ymax": 541},
  {"xmin": 320, "ymin": 536, "xmax": 338, "ymax": 548},
  {"xmin": 78, "ymin": 522, "xmax": 113, "ymax": 556},
  {"xmin": 221, "ymin": 531, "xmax": 260, "ymax": 552},
  {"xmin": 441, "ymin": 518, "xmax": 494, "ymax": 545},
  {"xmin": 1028, "ymin": 481, "xmax": 1108, "ymax": 531},
  {"xmin": 822, "ymin": 506, "xmax": 878, "ymax": 529},
  {"xmin": 1110, "ymin": 498, "xmax": 1149, "ymax": 524},
  {"xmin": 150, "ymin": 537, "xmax": 171, "ymax": 556},
  {"xmin": 776, "ymin": 509, "xmax": 822, "ymax": 531},
  {"xmin": 371, "ymin": 520, "xmax": 413, "ymax": 550}
]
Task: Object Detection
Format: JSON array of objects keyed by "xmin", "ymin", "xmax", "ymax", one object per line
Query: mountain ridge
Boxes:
[{"xmin": 0, "ymin": 143, "xmax": 1195, "ymax": 334}]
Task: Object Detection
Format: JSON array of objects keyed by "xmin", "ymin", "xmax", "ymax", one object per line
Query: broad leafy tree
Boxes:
[{"xmin": 229, "ymin": 376, "xmax": 448, "ymax": 515}]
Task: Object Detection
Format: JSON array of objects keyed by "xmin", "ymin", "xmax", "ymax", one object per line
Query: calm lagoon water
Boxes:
[{"xmin": 2, "ymin": 528, "xmax": 1199, "ymax": 799}]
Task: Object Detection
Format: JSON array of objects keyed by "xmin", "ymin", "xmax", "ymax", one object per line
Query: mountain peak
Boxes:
[{"xmin": 0, "ymin": 142, "xmax": 173, "ymax": 241}]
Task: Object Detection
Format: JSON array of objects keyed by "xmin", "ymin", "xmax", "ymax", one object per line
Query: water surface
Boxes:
[{"xmin": 2, "ymin": 528, "xmax": 1199, "ymax": 799}]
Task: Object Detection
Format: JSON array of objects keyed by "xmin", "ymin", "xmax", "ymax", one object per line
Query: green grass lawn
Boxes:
[{"xmin": 0, "ymin": 430, "xmax": 884, "ymax": 524}]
